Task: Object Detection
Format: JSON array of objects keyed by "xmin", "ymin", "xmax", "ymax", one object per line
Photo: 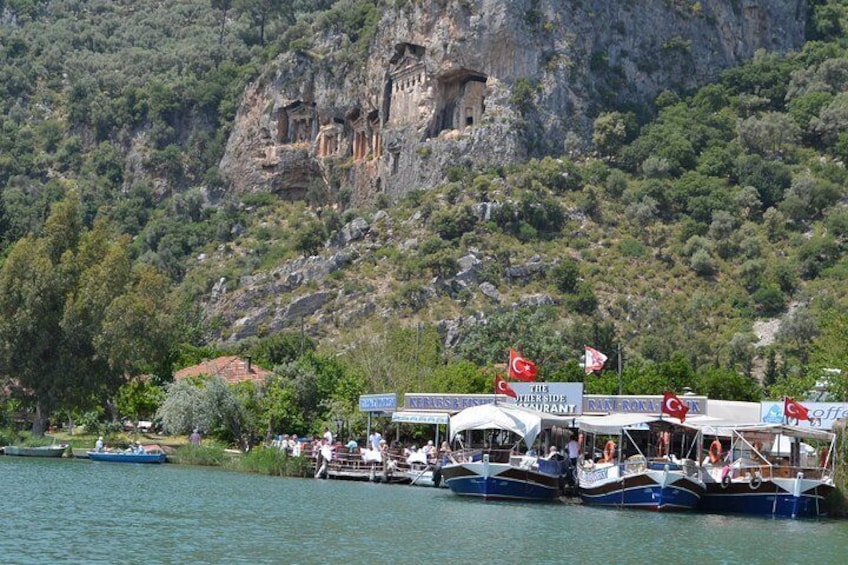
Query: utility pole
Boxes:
[{"xmin": 617, "ymin": 343, "xmax": 623, "ymax": 397}]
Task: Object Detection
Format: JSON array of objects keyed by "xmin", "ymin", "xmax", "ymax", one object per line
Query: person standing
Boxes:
[
  {"xmin": 567, "ymin": 434, "xmax": 580, "ymax": 467},
  {"xmin": 323, "ymin": 427, "xmax": 333, "ymax": 444},
  {"xmin": 189, "ymin": 429, "xmax": 202, "ymax": 446},
  {"xmin": 95, "ymin": 436, "xmax": 104, "ymax": 452}
]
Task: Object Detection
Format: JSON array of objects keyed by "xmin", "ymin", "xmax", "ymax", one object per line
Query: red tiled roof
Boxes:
[{"xmin": 173, "ymin": 356, "xmax": 272, "ymax": 385}]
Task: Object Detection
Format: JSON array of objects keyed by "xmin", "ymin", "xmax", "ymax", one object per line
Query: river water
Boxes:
[{"xmin": 1, "ymin": 456, "xmax": 847, "ymax": 564}]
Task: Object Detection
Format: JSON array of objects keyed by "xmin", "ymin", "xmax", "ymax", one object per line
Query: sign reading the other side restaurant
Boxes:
[{"xmin": 507, "ymin": 382, "xmax": 584, "ymax": 414}]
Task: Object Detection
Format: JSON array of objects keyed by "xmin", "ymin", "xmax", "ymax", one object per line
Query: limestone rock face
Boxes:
[{"xmin": 220, "ymin": 0, "xmax": 806, "ymax": 203}]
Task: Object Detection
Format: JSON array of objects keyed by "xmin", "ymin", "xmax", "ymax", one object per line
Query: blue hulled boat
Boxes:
[
  {"xmin": 690, "ymin": 423, "xmax": 835, "ymax": 519},
  {"xmin": 87, "ymin": 447, "xmax": 166, "ymax": 464},
  {"xmin": 576, "ymin": 414, "xmax": 704, "ymax": 511},
  {"xmin": 441, "ymin": 403, "xmax": 572, "ymax": 501}
]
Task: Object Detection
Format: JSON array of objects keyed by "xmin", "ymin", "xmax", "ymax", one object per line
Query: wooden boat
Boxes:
[
  {"xmin": 576, "ymin": 414, "xmax": 704, "ymax": 511},
  {"xmin": 2, "ymin": 444, "xmax": 68, "ymax": 458},
  {"xmin": 440, "ymin": 403, "xmax": 573, "ymax": 501},
  {"xmin": 689, "ymin": 422, "xmax": 835, "ymax": 518},
  {"xmin": 87, "ymin": 445, "xmax": 166, "ymax": 464}
]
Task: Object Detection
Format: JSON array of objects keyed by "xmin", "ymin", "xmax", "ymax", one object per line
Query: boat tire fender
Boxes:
[
  {"xmin": 432, "ymin": 463, "xmax": 442, "ymax": 487},
  {"xmin": 721, "ymin": 474, "xmax": 732, "ymax": 489},
  {"xmin": 749, "ymin": 474, "xmax": 762, "ymax": 490}
]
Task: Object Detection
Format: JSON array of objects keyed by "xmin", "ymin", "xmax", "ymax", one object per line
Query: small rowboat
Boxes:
[
  {"xmin": 87, "ymin": 448, "xmax": 166, "ymax": 464},
  {"xmin": 2, "ymin": 444, "xmax": 68, "ymax": 458}
]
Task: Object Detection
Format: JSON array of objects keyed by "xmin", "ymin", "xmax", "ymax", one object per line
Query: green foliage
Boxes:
[
  {"xmin": 237, "ymin": 446, "xmax": 312, "ymax": 477},
  {"xmin": 430, "ymin": 205, "xmax": 477, "ymax": 241},
  {"xmin": 550, "ymin": 259, "xmax": 580, "ymax": 294},
  {"xmin": 246, "ymin": 331, "xmax": 315, "ymax": 369},
  {"xmin": 173, "ymin": 443, "xmax": 227, "ymax": 466},
  {"xmin": 510, "ymin": 78, "xmax": 537, "ymax": 114}
]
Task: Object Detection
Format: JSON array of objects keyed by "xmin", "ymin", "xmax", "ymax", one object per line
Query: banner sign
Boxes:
[
  {"xmin": 507, "ymin": 382, "xmax": 584, "ymax": 415},
  {"xmin": 390, "ymin": 411, "xmax": 450, "ymax": 425},
  {"xmin": 584, "ymin": 395, "xmax": 708, "ymax": 415},
  {"xmin": 359, "ymin": 393, "xmax": 397, "ymax": 412},
  {"xmin": 404, "ymin": 394, "xmax": 498, "ymax": 411},
  {"xmin": 760, "ymin": 401, "xmax": 848, "ymax": 430}
]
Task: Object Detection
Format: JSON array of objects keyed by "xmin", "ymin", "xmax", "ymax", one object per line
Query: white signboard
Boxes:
[
  {"xmin": 760, "ymin": 401, "xmax": 848, "ymax": 430},
  {"xmin": 507, "ymin": 382, "xmax": 584, "ymax": 415}
]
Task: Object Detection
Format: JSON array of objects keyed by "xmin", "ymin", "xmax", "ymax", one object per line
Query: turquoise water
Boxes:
[{"xmin": 1, "ymin": 456, "xmax": 847, "ymax": 564}]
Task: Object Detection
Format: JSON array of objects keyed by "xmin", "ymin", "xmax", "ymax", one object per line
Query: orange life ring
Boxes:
[
  {"xmin": 708, "ymin": 440, "xmax": 722, "ymax": 464},
  {"xmin": 603, "ymin": 440, "xmax": 616, "ymax": 463}
]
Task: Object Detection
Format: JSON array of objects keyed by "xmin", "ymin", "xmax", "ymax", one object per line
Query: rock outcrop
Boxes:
[{"xmin": 219, "ymin": 0, "xmax": 807, "ymax": 206}]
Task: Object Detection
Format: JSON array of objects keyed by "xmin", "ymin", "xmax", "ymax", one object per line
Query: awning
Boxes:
[
  {"xmin": 576, "ymin": 413, "xmax": 662, "ymax": 434},
  {"xmin": 391, "ymin": 411, "xmax": 450, "ymax": 425},
  {"xmin": 449, "ymin": 404, "xmax": 573, "ymax": 448}
]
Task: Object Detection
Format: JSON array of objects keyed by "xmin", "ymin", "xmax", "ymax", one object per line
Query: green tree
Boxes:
[
  {"xmin": 236, "ymin": 0, "xmax": 287, "ymax": 46},
  {"xmin": 0, "ymin": 198, "xmax": 169, "ymax": 435}
]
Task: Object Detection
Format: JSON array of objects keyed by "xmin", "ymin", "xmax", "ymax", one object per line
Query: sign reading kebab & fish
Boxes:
[{"xmin": 507, "ymin": 382, "xmax": 584, "ymax": 415}]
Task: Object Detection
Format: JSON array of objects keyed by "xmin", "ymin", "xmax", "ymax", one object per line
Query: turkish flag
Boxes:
[
  {"xmin": 495, "ymin": 376, "xmax": 517, "ymax": 399},
  {"xmin": 784, "ymin": 397, "xmax": 810, "ymax": 421},
  {"xmin": 584, "ymin": 345, "xmax": 608, "ymax": 374},
  {"xmin": 661, "ymin": 391, "xmax": 689, "ymax": 423},
  {"xmin": 508, "ymin": 349, "xmax": 537, "ymax": 382}
]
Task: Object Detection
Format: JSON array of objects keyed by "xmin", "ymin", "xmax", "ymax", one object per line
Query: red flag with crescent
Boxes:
[
  {"xmin": 784, "ymin": 397, "xmax": 810, "ymax": 421},
  {"xmin": 508, "ymin": 349, "xmax": 537, "ymax": 382},
  {"xmin": 661, "ymin": 391, "xmax": 689, "ymax": 423},
  {"xmin": 495, "ymin": 376, "xmax": 517, "ymax": 399}
]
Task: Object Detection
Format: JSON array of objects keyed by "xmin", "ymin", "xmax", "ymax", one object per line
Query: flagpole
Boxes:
[{"xmin": 617, "ymin": 343, "xmax": 622, "ymax": 397}]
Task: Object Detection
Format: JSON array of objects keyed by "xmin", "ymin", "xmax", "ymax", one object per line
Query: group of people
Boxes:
[
  {"xmin": 92, "ymin": 436, "xmax": 146, "ymax": 454},
  {"xmin": 269, "ymin": 433, "xmax": 304, "ymax": 457}
]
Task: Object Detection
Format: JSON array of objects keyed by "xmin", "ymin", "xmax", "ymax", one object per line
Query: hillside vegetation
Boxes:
[{"xmin": 0, "ymin": 1, "xmax": 847, "ymax": 443}]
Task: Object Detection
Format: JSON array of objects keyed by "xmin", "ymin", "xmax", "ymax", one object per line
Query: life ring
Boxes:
[
  {"xmin": 721, "ymin": 474, "xmax": 732, "ymax": 489},
  {"xmin": 603, "ymin": 440, "xmax": 616, "ymax": 463},
  {"xmin": 749, "ymin": 474, "xmax": 762, "ymax": 490},
  {"xmin": 708, "ymin": 440, "xmax": 722, "ymax": 465}
]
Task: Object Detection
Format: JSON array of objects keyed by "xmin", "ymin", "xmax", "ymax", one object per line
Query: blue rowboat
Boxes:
[{"xmin": 87, "ymin": 449, "xmax": 166, "ymax": 464}]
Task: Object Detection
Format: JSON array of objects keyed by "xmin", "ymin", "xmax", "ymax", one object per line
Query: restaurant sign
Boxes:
[
  {"xmin": 404, "ymin": 394, "xmax": 498, "ymax": 411},
  {"xmin": 583, "ymin": 395, "xmax": 708, "ymax": 415},
  {"xmin": 507, "ymin": 382, "xmax": 584, "ymax": 415},
  {"xmin": 359, "ymin": 393, "xmax": 397, "ymax": 412}
]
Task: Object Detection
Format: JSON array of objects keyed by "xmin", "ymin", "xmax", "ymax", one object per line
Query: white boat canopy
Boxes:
[
  {"xmin": 576, "ymin": 413, "xmax": 663, "ymax": 434},
  {"xmin": 679, "ymin": 421, "xmax": 835, "ymax": 442},
  {"xmin": 449, "ymin": 403, "xmax": 573, "ymax": 448},
  {"xmin": 732, "ymin": 423, "xmax": 835, "ymax": 442}
]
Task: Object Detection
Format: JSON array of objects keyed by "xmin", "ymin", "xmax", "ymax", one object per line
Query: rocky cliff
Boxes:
[{"xmin": 219, "ymin": 0, "xmax": 807, "ymax": 206}]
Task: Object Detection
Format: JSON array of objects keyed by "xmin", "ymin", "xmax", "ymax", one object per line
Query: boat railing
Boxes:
[
  {"xmin": 703, "ymin": 456, "xmax": 830, "ymax": 483},
  {"xmin": 646, "ymin": 456, "xmax": 699, "ymax": 477},
  {"xmin": 448, "ymin": 447, "xmax": 513, "ymax": 464}
]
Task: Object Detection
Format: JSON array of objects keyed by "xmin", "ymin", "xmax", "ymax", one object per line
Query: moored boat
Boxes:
[
  {"xmin": 2, "ymin": 444, "xmax": 69, "ymax": 458},
  {"xmin": 87, "ymin": 445, "xmax": 167, "ymax": 464},
  {"xmin": 440, "ymin": 403, "xmax": 572, "ymax": 501},
  {"xmin": 690, "ymin": 422, "xmax": 835, "ymax": 518},
  {"xmin": 576, "ymin": 414, "xmax": 704, "ymax": 511}
]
